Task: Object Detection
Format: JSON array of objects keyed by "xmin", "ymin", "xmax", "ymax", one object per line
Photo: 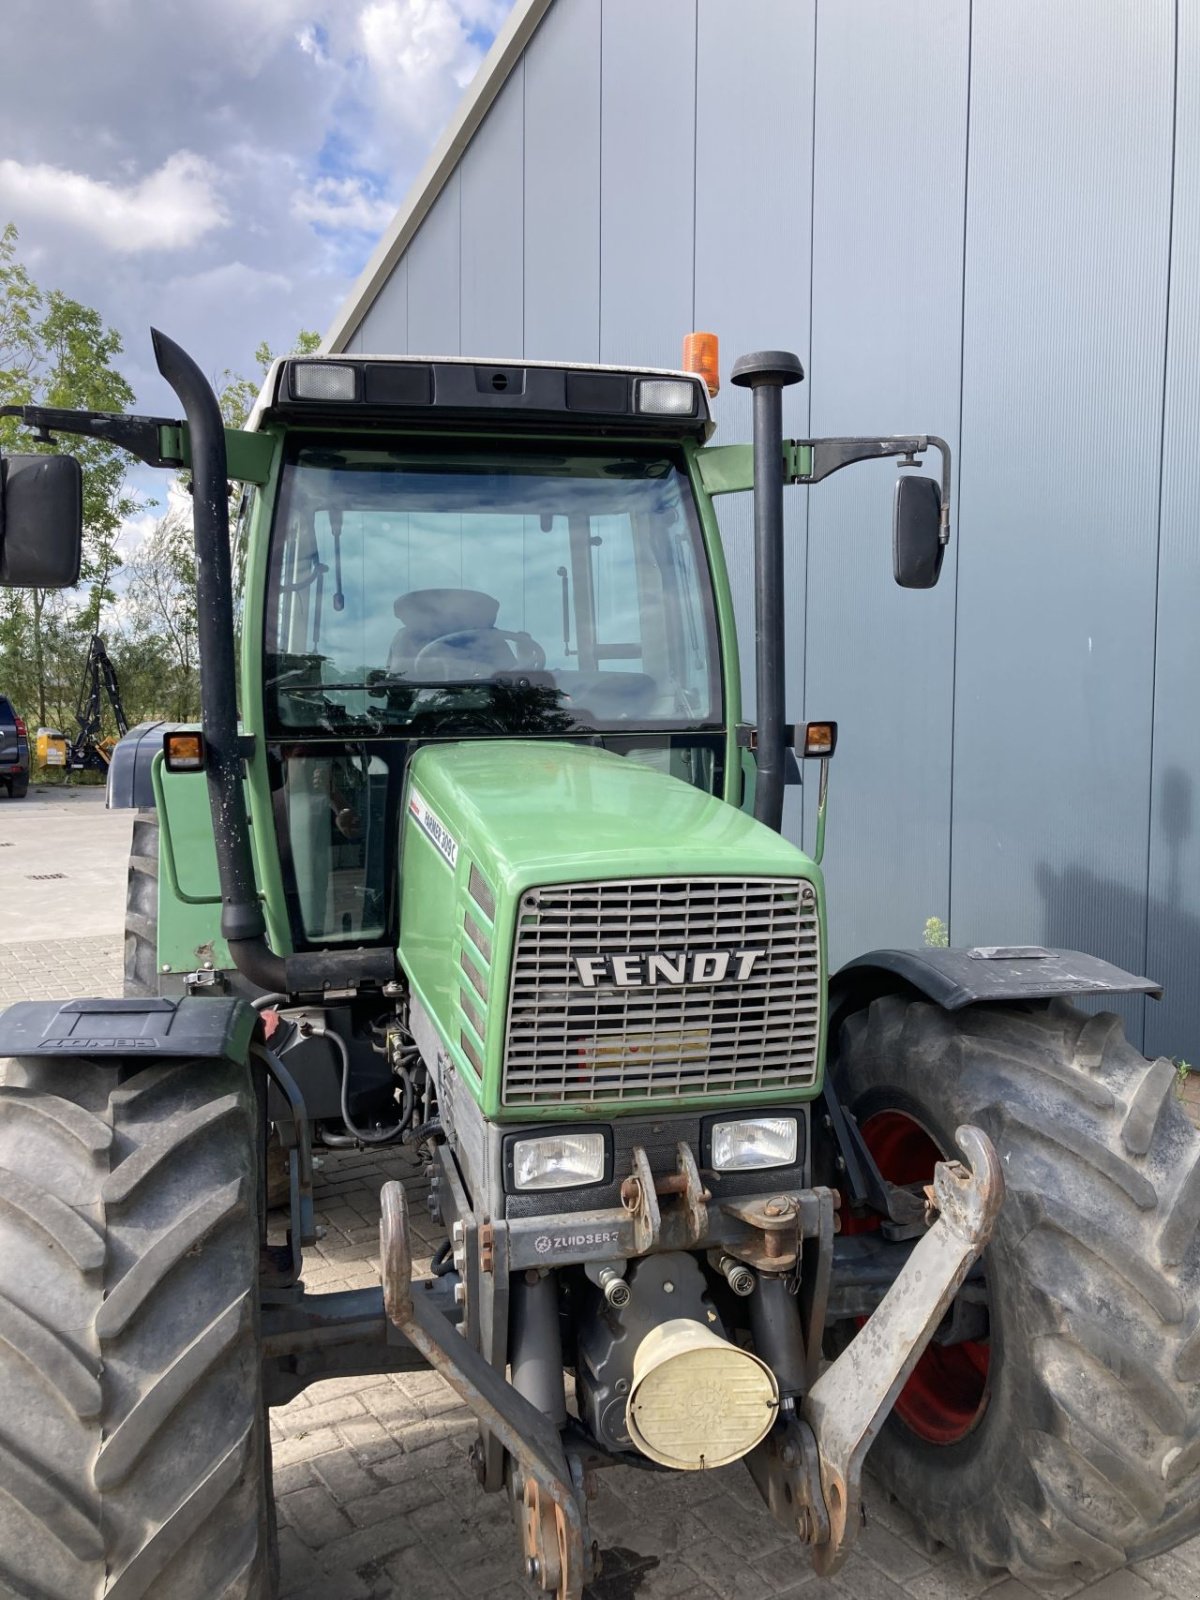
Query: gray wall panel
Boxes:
[
  {"xmin": 354, "ymin": 257, "xmax": 407, "ymax": 354},
  {"xmin": 598, "ymin": 0, "xmax": 696, "ymax": 369},
  {"xmin": 461, "ymin": 63, "xmax": 524, "ymax": 358},
  {"xmin": 804, "ymin": 0, "xmax": 968, "ymax": 964},
  {"xmin": 406, "ymin": 171, "xmax": 462, "ymax": 356},
  {"xmin": 523, "ymin": 0, "xmax": 601, "ymax": 361},
  {"xmin": 1147, "ymin": 6, "xmax": 1200, "ymax": 1061},
  {"xmin": 694, "ymin": 0, "xmax": 814, "ymax": 803},
  {"xmin": 951, "ymin": 0, "xmax": 1174, "ymax": 1047},
  {"xmin": 339, "ymin": 0, "xmax": 1200, "ymax": 1054}
]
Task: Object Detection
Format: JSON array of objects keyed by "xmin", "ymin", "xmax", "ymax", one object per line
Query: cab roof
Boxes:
[{"xmin": 247, "ymin": 353, "xmax": 715, "ymax": 442}]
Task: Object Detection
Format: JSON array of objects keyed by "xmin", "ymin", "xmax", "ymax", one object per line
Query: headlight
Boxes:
[
  {"xmin": 710, "ymin": 1116, "xmax": 798, "ymax": 1172},
  {"xmin": 636, "ymin": 377, "xmax": 697, "ymax": 416},
  {"xmin": 511, "ymin": 1131, "xmax": 606, "ymax": 1191}
]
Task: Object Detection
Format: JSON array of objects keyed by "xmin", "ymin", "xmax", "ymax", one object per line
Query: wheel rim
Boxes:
[{"xmin": 860, "ymin": 1108, "xmax": 991, "ymax": 1446}]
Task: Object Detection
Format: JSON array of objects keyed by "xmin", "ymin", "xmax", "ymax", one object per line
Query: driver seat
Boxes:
[{"xmin": 387, "ymin": 588, "xmax": 520, "ymax": 678}]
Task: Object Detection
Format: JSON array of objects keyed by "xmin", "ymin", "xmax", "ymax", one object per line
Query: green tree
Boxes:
[
  {"xmin": 112, "ymin": 328, "xmax": 322, "ymax": 724},
  {"xmin": 0, "ymin": 223, "xmax": 136, "ymax": 724}
]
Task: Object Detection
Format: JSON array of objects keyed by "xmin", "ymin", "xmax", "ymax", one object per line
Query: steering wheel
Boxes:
[{"xmin": 412, "ymin": 628, "xmax": 547, "ymax": 681}]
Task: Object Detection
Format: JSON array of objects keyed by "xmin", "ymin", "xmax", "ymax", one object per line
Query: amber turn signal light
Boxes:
[
  {"xmin": 682, "ymin": 331, "xmax": 720, "ymax": 397},
  {"xmin": 163, "ymin": 731, "xmax": 206, "ymax": 773},
  {"xmin": 802, "ymin": 721, "xmax": 837, "ymax": 758}
]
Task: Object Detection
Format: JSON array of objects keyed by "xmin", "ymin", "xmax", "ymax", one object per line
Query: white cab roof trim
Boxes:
[{"xmin": 321, "ymin": 0, "xmax": 555, "ymax": 356}]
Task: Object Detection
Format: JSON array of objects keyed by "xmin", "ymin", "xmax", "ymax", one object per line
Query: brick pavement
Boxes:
[{"xmin": 6, "ymin": 918, "xmax": 1200, "ymax": 1599}]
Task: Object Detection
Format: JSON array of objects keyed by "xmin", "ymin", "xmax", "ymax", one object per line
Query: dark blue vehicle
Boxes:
[{"xmin": 0, "ymin": 695, "xmax": 29, "ymax": 798}]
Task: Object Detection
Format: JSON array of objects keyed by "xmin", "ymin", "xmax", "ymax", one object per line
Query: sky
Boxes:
[{"xmin": 0, "ymin": 0, "xmax": 517, "ymax": 418}]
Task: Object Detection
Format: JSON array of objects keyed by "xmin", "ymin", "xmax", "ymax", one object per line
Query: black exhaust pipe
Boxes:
[
  {"xmin": 152, "ymin": 329, "xmax": 287, "ymax": 992},
  {"xmin": 730, "ymin": 350, "xmax": 805, "ymax": 834}
]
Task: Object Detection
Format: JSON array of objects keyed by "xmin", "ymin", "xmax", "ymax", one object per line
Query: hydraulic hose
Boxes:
[{"xmin": 310, "ymin": 1022, "xmax": 409, "ymax": 1146}]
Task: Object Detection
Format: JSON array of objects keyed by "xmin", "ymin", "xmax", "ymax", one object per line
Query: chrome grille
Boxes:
[{"xmin": 502, "ymin": 877, "xmax": 821, "ymax": 1106}]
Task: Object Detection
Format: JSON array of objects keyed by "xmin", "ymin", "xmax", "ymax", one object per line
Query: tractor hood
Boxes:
[
  {"xmin": 397, "ymin": 741, "xmax": 825, "ymax": 1120},
  {"xmin": 402, "ymin": 740, "xmax": 811, "ymax": 893}
]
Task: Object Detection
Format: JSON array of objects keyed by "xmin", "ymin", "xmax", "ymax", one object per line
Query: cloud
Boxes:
[
  {"xmin": 355, "ymin": 0, "xmax": 507, "ymax": 135},
  {"xmin": 292, "ymin": 175, "xmax": 395, "ymax": 235},
  {"xmin": 0, "ymin": 0, "xmax": 518, "ymax": 407},
  {"xmin": 0, "ymin": 151, "xmax": 227, "ymax": 254},
  {"xmin": 166, "ymin": 261, "xmax": 293, "ymax": 299}
]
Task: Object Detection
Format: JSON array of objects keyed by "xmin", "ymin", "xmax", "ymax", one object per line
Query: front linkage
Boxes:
[{"xmin": 380, "ymin": 1123, "xmax": 1004, "ymax": 1597}]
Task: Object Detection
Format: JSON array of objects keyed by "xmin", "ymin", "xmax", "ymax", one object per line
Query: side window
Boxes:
[{"xmin": 282, "ymin": 749, "xmax": 388, "ymax": 942}]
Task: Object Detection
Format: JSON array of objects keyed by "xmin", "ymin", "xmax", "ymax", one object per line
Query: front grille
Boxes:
[{"xmin": 502, "ymin": 877, "xmax": 821, "ymax": 1106}]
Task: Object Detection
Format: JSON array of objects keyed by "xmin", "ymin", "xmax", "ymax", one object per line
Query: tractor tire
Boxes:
[
  {"xmin": 125, "ymin": 808, "xmax": 160, "ymax": 997},
  {"xmin": 833, "ymin": 994, "xmax": 1200, "ymax": 1587},
  {"xmin": 0, "ymin": 1052, "xmax": 274, "ymax": 1598}
]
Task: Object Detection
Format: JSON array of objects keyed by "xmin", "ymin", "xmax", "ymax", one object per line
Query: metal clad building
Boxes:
[{"xmin": 326, "ymin": 0, "xmax": 1199, "ymax": 1059}]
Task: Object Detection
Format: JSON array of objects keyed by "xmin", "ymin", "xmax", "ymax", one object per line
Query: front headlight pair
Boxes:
[{"xmin": 510, "ymin": 1114, "xmax": 798, "ymax": 1192}]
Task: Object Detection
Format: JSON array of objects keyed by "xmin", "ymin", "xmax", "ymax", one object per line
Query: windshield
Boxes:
[{"xmin": 264, "ymin": 442, "xmax": 721, "ymax": 737}]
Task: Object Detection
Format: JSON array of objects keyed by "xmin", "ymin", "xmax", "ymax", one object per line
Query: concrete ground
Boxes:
[{"xmin": 1, "ymin": 782, "xmax": 1198, "ymax": 1600}]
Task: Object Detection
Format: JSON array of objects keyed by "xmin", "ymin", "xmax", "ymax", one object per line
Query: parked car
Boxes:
[{"xmin": 0, "ymin": 697, "xmax": 29, "ymax": 798}]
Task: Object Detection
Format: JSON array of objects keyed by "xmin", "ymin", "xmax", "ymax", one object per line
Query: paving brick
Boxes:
[
  {"xmin": 279, "ymin": 1483, "xmax": 354, "ymax": 1548},
  {"xmin": 1073, "ymin": 1575, "xmax": 1159, "ymax": 1600},
  {"xmin": 901, "ymin": 1559, "xmax": 1001, "ymax": 1600},
  {"xmin": 272, "ymin": 1459, "xmax": 319, "ymax": 1498},
  {"xmin": 855, "ymin": 1520, "xmax": 935, "ymax": 1583},
  {"xmin": 385, "ymin": 1541, "xmax": 461, "ymax": 1600},
  {"xmin": 343, "ymin": 1477, "xmax": 446, "ymax": 1527},
  {"xmin": 312, "ymin": 1448, "xmax": 385, "ymax": 1505},
  {"xmin": 316, "ymin": 1515, "xmax": 423, "ymax": 1573},
  {"xmin": 285, "ymin": 1392, "xmax": 369, "ymax": 1432},
  {"xmin": 336, "ymin": 1414, "xmax": 405, "ymax": 1462},
  {"xmin": 272, "ymin": 1426, "xmax": 345, "ymax": 1467},
  {"xmin": 1130, "ymin": 1546, "xmax": 1200, "ymax": 1592},
  {"xmin": 747, "ymin": 1545, "xmax": 820, "ymax": 1593},
  {"xmin": 445, "ymin": 1550, "xmax": 525, "ymax": 1598},
  {"xmin": 832, "ymin": 1557, "xmax": 919, "ymax": 1600}
]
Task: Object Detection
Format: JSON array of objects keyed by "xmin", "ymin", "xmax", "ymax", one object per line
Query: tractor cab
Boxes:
[{"xmin": 249, "ymin": 356, "xmax": 730, "ymax": 957}]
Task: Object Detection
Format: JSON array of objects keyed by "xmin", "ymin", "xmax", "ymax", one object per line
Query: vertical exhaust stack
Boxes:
[
  {"xmin": 730, "ymin": 351, "xmax": 805, "ymax": 835},
  {"xmin": 151, "ymin": 328, "xmax": 287, "ymax": 992}
]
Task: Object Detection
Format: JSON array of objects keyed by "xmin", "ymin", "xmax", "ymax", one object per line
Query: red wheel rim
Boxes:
[{"xmin": 859, "ymin": 1109, "xmax": 990, "ymax": 1446}]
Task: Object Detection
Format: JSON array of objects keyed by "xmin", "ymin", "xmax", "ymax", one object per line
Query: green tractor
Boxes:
[{"xmin": 0, "ymin": 331, "xmax": 1195, "ymax": 1599}]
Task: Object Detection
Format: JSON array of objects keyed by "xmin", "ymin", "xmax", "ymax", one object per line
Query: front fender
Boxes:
[{"xmin": 830, "ymin": 944, "xmax": 1161, "ymax": 1030}]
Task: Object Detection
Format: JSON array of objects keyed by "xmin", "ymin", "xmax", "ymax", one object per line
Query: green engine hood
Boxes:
[
  {"xmin": 406, "ymin": 740, "xmax": 811, "ymax": 889},
  {"xmin": 397, "ymin": 741, "xmax": 824, "ymax": 1119}
]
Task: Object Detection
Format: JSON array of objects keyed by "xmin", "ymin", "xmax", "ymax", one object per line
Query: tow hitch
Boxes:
[{"xmin": 752, "ymin": 1123, "xmax": 1003, "ymax": 1574}]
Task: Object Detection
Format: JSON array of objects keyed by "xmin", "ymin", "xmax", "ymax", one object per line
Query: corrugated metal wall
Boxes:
[{"xmin": 347, "ymin": 0, "xmax": 1197, "ymax": 1058}]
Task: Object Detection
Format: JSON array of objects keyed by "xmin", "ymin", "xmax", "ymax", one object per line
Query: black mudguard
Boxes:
[
  {"xmin": 830, "ymin": 944, "xmax": 1161, "ymax": 1035},
  {"xmin": 0, "ymin": 995, "xmax": 256, "ymax": 1065}
]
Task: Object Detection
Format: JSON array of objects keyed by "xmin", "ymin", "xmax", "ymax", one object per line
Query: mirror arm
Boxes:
[
  {"xmin": 788, "ymin": 435, "xmax": 953, "ymax": 543},
  {"xmin": 0, "ymin": 404, "xmax": 184, "ymax": 470}
]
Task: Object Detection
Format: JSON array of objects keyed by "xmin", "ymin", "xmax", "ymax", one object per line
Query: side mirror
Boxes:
[
  {"xmin": 0, "ymin": 453, "xmax": 84, "ymax": 588},
  {"xmin": 892, "ymin": 474, "xmax": 945, "ymax": 589}
]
